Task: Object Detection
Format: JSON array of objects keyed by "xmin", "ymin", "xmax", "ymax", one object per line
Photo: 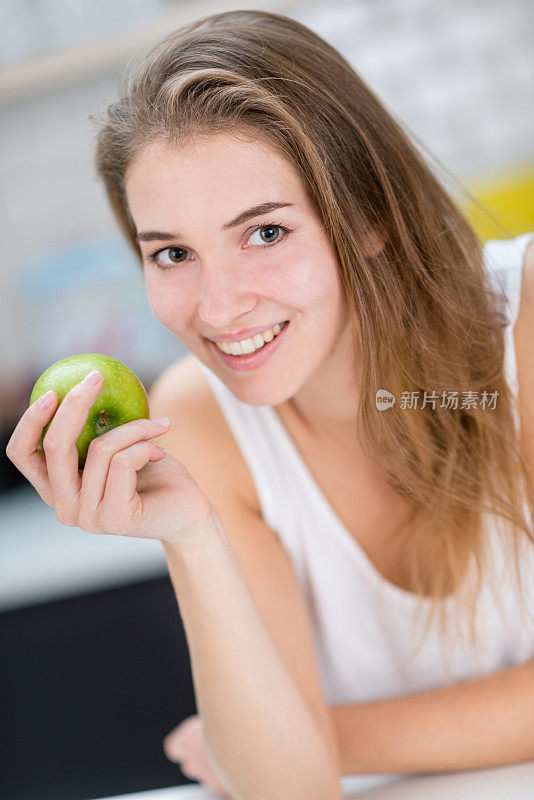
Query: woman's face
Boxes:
[{"xmin": 125, "ymin": 132, "xmax": 351, "ymax": 407}]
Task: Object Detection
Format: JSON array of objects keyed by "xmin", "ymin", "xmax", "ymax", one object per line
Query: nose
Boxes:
[{"xmin": 198, "ymin": 263, "xmax": 256, "ymax": 331}]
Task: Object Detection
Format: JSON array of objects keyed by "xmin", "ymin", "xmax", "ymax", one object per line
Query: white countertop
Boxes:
[
  {"xmin": 90, "ymin": 760, "xmax": 534, "ymax": 799},
  {"xmin": 0, "ymin": 484, "xmax": 168, "ymax": 611}
]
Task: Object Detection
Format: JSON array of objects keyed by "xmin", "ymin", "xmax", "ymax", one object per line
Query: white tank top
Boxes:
[{"xmin": 196, "ymin": 233, "xmax": 534, "ymax": 785}]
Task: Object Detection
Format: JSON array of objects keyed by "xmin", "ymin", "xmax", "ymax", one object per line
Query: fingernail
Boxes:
[
  {"xmin": 37, "ymin": 390, "xmax": 54, "ymax": 408},
  {"xmin": 152, "ymin": 416, "xmax": 170, "ymax": 427},
  {"xmin": 82, "ymin": 370, "xmax": 103, "ymax": 386}
]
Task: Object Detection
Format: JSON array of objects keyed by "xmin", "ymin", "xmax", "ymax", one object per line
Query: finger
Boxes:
[
  {"xmin": 180, "ymin": 762, "xmax": 197, "ymax": 779},
  {"xmin": 163, "ymin": 720, "xmax": 192, "ymax": 762},
  {"xmin": 44, "ymin": 370, "xmax": 105, "ymax": 519},
  {"xmin": 6, "ymin": 390, "xmax": 60, "ymax": 505},
  {"xmin": 163, "ymin": 732, "xmax": 188, "ymax": 762},
  {"xmin": 163, "ymin": 739, "xmax": 183, "ymax": 763},
  {"xmin": 79, "ymin": 417, "xmax": 170, "ymax": 515},
  {"xmin": 95, "ymin": 440, "xmax": 166, "ymax": 534}
]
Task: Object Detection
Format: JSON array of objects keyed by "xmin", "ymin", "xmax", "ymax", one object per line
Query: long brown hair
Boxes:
[{"xmin": 90, "ymin": 9, "xmax": 534, "ymax": 658}]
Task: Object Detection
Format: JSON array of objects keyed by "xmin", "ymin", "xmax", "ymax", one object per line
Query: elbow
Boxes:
[
  {"xmin": 321, "ymin": 781, "xmax": 343, "ymax": 800},
  {"xmin": 308, "ymin": 759, "xmax": 343, "ymax": 800},
  {"xmin": 227, "ymin": 762, "xmax": 342, "ymax": 800},
  {"xmin": 308, "ymin": 736, "xmax": 343, "ymax": 800},
  {"xmin": 321, "ymin": 771, "xmax": 343, "ymax": 800},
  {"xmin": 312, "ymin": 736, "xmax": 343, "ymax": 800}
]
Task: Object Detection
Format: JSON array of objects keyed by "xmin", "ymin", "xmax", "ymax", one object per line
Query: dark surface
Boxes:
[{"xmin": 0, "ymin": 575, "xmax": 198, "ymax": 800}]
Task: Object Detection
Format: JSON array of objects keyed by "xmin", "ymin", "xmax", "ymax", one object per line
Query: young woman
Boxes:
[{"xmin": 8, "ymin": 9, "xmax": 534, "ymax": 798}]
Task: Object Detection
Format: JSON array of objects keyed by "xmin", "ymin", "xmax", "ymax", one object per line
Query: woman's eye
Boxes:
[
  {"xmin": 148, "ymin": 246, "xmax": 189, "ymax": 269},
  {"xmin": 248, "ymin": 224, "xmax": 289, "ymax": 248}
]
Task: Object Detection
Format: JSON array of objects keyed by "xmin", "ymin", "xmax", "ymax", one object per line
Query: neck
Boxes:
[{"xmin": 282, "ymin": 321, "xmax": 362, "ymax": 446}]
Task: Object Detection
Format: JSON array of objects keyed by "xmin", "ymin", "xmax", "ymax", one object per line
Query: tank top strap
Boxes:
[
  {"xmin": 483, "ymin": 233, "xmax": 534, "ymax": 329},
  {"xmin": 483, "ymin": 233, "xmax": 534, "ymax": 402}
]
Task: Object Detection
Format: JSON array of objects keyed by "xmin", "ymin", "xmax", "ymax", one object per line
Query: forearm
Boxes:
[
  {"xmin": 331, "ymin": 659, "xmax": 534, "ymax": 775},
  {"xmin": 163, "ymin": 518, "xmax": 340, "ymax": 800}
]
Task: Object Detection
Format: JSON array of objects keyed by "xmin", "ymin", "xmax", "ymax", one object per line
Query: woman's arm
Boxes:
[
  {"xmin": 163, "ymin": 515, "xmax": 341, "ymax": 800},
  {"xmin": 331, "ymin": 658, "xmax": 534, "ymax": 775}
]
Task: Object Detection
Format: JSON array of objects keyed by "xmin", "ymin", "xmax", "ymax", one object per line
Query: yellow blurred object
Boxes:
[{"xmin": 462, "ymin": 164, "xmax": 534, "ymax": 242}]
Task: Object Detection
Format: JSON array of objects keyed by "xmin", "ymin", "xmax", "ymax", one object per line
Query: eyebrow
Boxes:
[{"xmin": 135, "ymin": 201, "xmax": 295, "ymax": 243}]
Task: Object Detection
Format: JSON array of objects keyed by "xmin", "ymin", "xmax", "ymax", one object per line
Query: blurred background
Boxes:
[{"xmin": 1, "ymin": 1, "xmax": 533, "ymax": 799}]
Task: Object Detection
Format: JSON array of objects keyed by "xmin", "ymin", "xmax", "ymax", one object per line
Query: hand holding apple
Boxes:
[
  {"xmin": 6, "ymin": 354, "xmax": 219, "ymax": 544},
  {"xmin": 29, "ymin": 353, "xmax": 150, "ymax": 469}
]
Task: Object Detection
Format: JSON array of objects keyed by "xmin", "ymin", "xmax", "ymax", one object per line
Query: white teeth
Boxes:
[
  {"xmin": 239, "ymin": 338, "xmax": 256, "ymax": 354},
  {"xmin": 216, "ymin": 322, "xmax": 286, "ymax": 355}
]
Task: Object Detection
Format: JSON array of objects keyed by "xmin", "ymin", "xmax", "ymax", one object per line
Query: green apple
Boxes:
[{"xmin": 30, "ymin": 353, "xmax": 150, "ymax": 469}]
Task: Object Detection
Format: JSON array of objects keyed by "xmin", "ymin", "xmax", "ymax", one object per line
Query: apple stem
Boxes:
[{"xmin": 99, "ymin": 410, "xmax": 108, "ymax": 428}]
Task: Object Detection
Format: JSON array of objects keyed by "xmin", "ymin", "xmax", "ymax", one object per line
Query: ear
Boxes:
[{"xmin": 364, "ymin": 229, "xmax": 386, "ymax": 257}]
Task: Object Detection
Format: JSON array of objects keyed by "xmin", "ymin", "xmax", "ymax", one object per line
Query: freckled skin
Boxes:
[
  {"xmin": 30, "ymin": 354, "xmax": 149, "ymax": 468},
  {"xmin": 125, "ymin": 132, "xmax": 359, "ymax": 427}
]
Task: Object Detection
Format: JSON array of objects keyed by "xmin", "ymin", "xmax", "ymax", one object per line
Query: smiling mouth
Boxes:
[
  {"xmin": 207, "ymin": 320, "xmax": 289, "ymax": 345},
  {"xmin": 213, "ymin": 320, "xmax": 289, "ymax": 354},
  {"xmin": 204, "ymin": 319, "xmax": 289, "ymax": 344}
]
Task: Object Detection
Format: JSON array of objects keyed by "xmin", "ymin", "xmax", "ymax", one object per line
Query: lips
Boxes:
[
  {"xmin": 206, "ymin": 320, "xmax": 289, "ymax": 343},
  {"xmin": 216, "ymin": 321, "xmax": 287, "ymax": 353},
  {"xmin": 209, "ymin": 319, "xmax": 290, "ymax": 372}
]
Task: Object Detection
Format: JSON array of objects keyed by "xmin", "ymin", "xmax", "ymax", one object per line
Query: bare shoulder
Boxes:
[
  {"xmin": 148, "ymin": 352, "xmax": 210, "ymax": 417},
  {"xmin": 148, "ymin": 353, "xmax": 260, "ymax": 512}
]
